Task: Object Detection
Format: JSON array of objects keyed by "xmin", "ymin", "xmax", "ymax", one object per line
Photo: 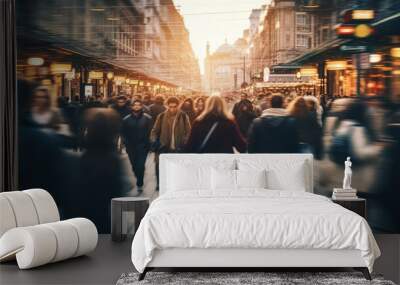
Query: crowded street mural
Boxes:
[{"xmin": 17, "ymin": 0, "xmax": 400, "ymax": 233}]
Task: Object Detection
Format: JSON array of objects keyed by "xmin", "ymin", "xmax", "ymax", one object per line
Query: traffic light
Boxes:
[{"xmin": 336, "ymin": 9, "xmax": 375, "ymax": 39}]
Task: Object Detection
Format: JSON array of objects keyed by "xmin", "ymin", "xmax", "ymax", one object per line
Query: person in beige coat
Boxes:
[{"xmin": 150, "ymin": 96, "xmax": 191, "ymax": 190}]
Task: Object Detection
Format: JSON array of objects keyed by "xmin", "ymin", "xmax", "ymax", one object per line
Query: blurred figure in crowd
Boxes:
[
  {"xmin": 61, "ymin": 95, "xmax": 82, "ymax": 139},
  {"xmin": 112, "ymin": 95, "xmax": 131, "ymax": 119},
  {"xmin": 181, "ymin": 97, "xmax": 196, "ymax": 123},
  {"xmin": 30, "ymin": 86, "xmax": 63, "ymax": 131},
  {"xmin": 329, "ymin": 99, "xmax": 382, "ymax": 165},
  {"xmin": 233, "ymin": 98, "xmax": 257, "ymax": 138},
  {"xmin": 142, "ymin": 93, "xmax": 152, "ymax": 107},
  {"xmin": 304, "ymin": 95, "xmax": 323, "ymax": 126},
  {"xmin": 186, "ymin": 95, "xmax": 246, "ymax": 153},
  {"xmin": 258, "ymin": 93, "xmax": 270, "ymax": 112},
  {"xmin": 150, "ymin": 96, "xmax": 191, "ymax": 190},
  {"xmin": 76, "ymin": 108, "xmax": 129, "ymax": 233},
  {"xmin": 369, "ymin": 108, "xmax": 400, "ymax": 232},
  {"xmin": 194, "ymin": 97, "xmax": 206, "ymax": 117},
  {"xmin": 248, "ymin": 94, "xmax": 299, "ymax": 153},
  {"xmin": 232, "ymin": 92, "xmax": 250, "ymax": 119},
  {"xmin": 288, "ymin": 97, "xmax": 323, "ymax": 159},
  {"xmin": 111, "ymin": 95, "xmax": 131, "ymax": 152},
  {"xmin": 322, "ymin": 97, "xmax": 356, "ymax": 149},
  {"xmin": 84, "ymin": 95, "xmax": 106, "ymax": 109},
  {"xmin": 18, "ymin": 80, "xmax": 69, "ymax": 215},
  {"xmin": 148, "ymin": 95, "xmax": 166, "ymax": 125},
  {"xmin": 121, "ymin": 100, "xmax": 152, "ymax": 194}
]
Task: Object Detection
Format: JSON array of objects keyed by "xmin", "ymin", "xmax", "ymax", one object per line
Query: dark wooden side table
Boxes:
[
  {"xmin": 332, "ymin": 198, "xmax": 367, "ymax": 219},
  {"xmin": 111, "ymin": 197, "xmax": 150, "ymax": 242}
]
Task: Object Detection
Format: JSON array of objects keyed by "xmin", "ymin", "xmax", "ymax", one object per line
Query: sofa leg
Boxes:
[
  {"xmin": 138, "ymin": 268, "xmax": 148, "ymax": 281},
  {"xmin": 354, "ymin": 267, "xmax": 371, "ymax": 280}
]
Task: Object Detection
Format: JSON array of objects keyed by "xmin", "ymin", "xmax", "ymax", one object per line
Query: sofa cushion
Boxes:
[
  {"xmin": 0, "ymin": 196, "xmax": 17, "ymax": 237},
  {"xmin": 0, "ymin": 191, "xmax": 39, "ymax": 228},
  {"xmin": 0, "ymin": 218, "xmax": 97, "ymax": 269},
  {"xmin": 24, "ymin": 189, "xmax": 60, "ymax": 224}
]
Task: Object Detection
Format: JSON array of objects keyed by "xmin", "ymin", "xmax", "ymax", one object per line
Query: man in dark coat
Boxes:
[
  {"xmin": 112, "ymin": 95, "xmax": 131, "ymax": 119},
  {"xmin": 248, "ymin": 94, "xmax": 300, "ymax": 153},
  {"xmin": 148, "ymin": 95, "xmax": 166, "ymax": 125},
  {"xmin": 233, "ymin": 99, "xmax": 257, "ymax": 138},
  {"xmin": 232, "ymin": 92, "xmax": 250, "ymax": 118},
  {"xmin": 121, "ymin": 100, "xmax": 153, "ymax": 193}
]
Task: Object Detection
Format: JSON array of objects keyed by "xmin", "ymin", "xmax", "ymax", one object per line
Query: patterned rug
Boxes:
[{"xmin": 116, "ymin": 271, "xmax": 396, "ymax": 285}]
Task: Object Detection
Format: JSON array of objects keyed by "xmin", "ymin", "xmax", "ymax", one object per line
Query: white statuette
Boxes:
[{"xmin": 343, "ymin": 157, "xmax": 353, "ymax": 190}]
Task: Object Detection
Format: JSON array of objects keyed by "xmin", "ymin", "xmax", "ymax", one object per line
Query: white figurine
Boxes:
[{"xmin": 343, "ymin": 157, "xmax": 352, "ymax": 190}]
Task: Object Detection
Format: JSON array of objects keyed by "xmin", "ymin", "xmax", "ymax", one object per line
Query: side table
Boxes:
[
  {"xmin": 111, "ymin": 197, "xmax": 150, "ymax": 242},
  {"xmin": 332, "ymin": 197, "xmax": 367, "ymax": 219}
]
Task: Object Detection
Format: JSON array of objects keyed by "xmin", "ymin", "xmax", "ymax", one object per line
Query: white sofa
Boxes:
[{"xmin": 0, "ymin": 189, "xmax": 98, "ymax": 269}]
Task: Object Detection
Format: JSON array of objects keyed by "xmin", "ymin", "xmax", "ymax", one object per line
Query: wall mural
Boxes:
[{"xmin": 17, "ymin": 0, "xmax": 400, "ymax": 233}]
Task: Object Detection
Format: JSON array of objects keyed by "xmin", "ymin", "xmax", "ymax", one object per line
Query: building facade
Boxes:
[
  {"xmin": 204, "ymin": 39, "xmax": 250, "ymax": 93},
  {"xmin": 249, "ymin": 0, "xmax": 315, "ymax": 77},
  {"xmin": 16, "ymin": 0, "xmax": 201, "ymax": 100}
]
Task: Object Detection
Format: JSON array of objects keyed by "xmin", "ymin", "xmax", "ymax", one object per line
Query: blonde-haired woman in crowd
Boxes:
[{"xmin": 185, "ymin": 95, "xmax": 246, "ymax": 153}]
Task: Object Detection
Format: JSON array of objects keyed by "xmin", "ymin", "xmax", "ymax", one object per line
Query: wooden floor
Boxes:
[{"xmin": 0, "ymin": 235, "xmax": 399, "ymax": 285}]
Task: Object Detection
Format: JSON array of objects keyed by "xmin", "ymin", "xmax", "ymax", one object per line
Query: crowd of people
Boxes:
[{"xmin": 18, "ymin": 79, "xmax": 400, "ymax": 232}]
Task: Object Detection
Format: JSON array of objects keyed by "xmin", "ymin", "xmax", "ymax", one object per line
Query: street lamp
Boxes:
[
  {"xmin": 302, "ymin": 0, "xmax": 320, "ymax": 9},
  {"xmin": 27, "ymin": 57, "xmax": 44, "ymax": 66},
  {"xmin": 390, "ymin": 48, "xmax": 400, "ymax": 58},
  {"xmin": 90, "ymin": 8, "xmax": 105, "ymax": 12},
  {"xmin": 106, "ymin": 72, "xmax": 114, "ymax": 98},
  {"xmin": 369, "ymin": 54, "xmax": 382, "ymax": 64},
  {"xmin": 107, "ymin": 72, "xmax": 114, "ymax": 80}
]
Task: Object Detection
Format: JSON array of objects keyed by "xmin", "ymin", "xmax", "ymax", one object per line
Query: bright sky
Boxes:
[{"xmin": 174, "ymin": 0, "xmax": 269, "ymax": 74}]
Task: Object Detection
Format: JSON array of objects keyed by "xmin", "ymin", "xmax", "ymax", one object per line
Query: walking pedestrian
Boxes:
[
  {"xmin": 76, "ymin": 108, "xmax": 129, "ymax": 233},
  {"xmin": 248, "ymin": 94, "xmax": 300, "ymax": 153},
  {"xmin": 30, "ymin": 86, "xmax": 63, "ymax": 131},
  {"xmin": 150, "ymin": 96, "xmax": 191, "ymax": 190},
  {"xmin": 233, "ymin": 98, "xmax": 257, "ymax": 139},
  {"xmin": 121, "ymin": 100, "xmax": 153, "ymax": 194},
  {"xmin": 258, "ymin": 93, "xmax": 270, "ymax": 112},
  {"xmin": 181, "ymin": 97, "xmax": 196, "ymax": 123},
  {"xmin": 112, "ymin": 95, "xmax": 131, "ymax": 119},
  {"xmin": 142, "ymin": 93, "xmax": 153, "ymax": 107},
  {"xmin": 18, "ymin": 80, "xmax": 69, "ymax": 214},
  {"xmin": 304, "ymin": 95, "xmax": 324, "ymax": 126},
  {"xmin": 148, "ymin": 95, "xmax": 166, "ymax": 125},
  {"xmin": 329, "ymin": 99, "xmax": 382, "ymax": 165},
  {"xmin": 186, "ymin": 95, "xmax": 246, "ymax": 153},
  {"xmin": 288, "ymin": 97, "xmax": 323, "ymax": 159},
  {"xmin": 232, "ymin": 92, "xmax": 250, "ymax": 118},
  {"xmin": 194, "ymin": 97, "xmax": 206, "ymax": 117}
]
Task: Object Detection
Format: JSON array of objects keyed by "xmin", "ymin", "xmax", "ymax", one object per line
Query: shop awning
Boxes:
[
  {"xmin": 255, "ymin": 82, "xmax": 316, "ymax": 88},
  {"xmin": 288, "ymin": 9, "xmax": 400, "ymax": 66},
  {"xmin": 288, "ymin": 38, "xmax": 349, "ymax": 65}
]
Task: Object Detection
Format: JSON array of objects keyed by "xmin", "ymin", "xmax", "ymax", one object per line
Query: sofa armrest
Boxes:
[{"xmin": 0, "ymin": 218, "xmax": 97, "ymax": 269}]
